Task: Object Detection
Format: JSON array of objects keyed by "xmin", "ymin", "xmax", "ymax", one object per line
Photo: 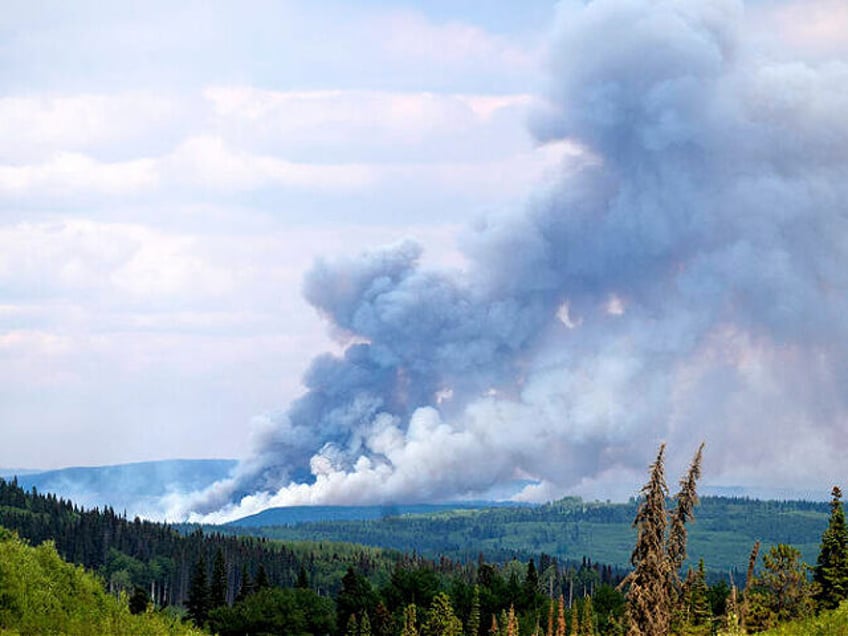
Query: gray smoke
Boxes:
[{"xmin": 175, "ymin": 0, "xmax": 848, "ymax": 522}]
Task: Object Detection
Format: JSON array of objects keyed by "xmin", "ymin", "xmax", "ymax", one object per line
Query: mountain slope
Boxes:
[{"xmin": 9, "ymin": 458, "xmax": 236, "ymax": 518}]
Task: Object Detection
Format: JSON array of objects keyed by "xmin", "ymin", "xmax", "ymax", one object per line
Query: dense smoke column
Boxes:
[{"xmin": 182, "ymin": 0, "xmax": 848, "ymax": 520}]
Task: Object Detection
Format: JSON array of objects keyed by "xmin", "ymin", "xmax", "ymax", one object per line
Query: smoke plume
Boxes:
[{"xmin": 175, "ymin": 0, "xmax": 848, "ymax": 522}]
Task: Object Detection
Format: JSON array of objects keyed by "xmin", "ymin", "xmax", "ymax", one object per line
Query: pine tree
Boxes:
[
  {"xmin": 209, "ymin": 548, "xmax": 227, "ymax": 609},
  {"xmin": 814, "ymin": 486, "xmax": 848, "ymax": 610},
  {"xmin": 468, "ymin": 584, "xmax": 481, "ymax": 636},
  {"xmin": 185, "ymin": 555, "xmax": 209, "ymax": 626}
]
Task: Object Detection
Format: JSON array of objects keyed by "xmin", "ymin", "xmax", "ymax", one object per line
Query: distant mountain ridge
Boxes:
[
  {"xmin": 227, "ymin": 501, "xmax": 533, "ymax": 527},
  {"xmin": 3, "ymin": 459, "xmax": 237, "ymax": 518}
]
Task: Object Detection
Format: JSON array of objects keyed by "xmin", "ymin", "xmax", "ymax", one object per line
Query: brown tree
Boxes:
[{"xmin": 622, "ymin": 443, "xmax": 705, "ymax": 635}]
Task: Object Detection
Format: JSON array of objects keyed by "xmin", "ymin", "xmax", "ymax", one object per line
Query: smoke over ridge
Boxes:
[{"xmin": 176, "ymin": 0, "xmax": 848, "ymax": 522}]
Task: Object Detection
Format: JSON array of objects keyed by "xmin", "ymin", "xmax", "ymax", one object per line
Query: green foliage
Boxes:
[
  {"xmin": 0, "ymin": 528, "xmax": 202, "ymax": 635},
  {"xmin": 209, "ymin": 548, "xmax": 228, "ymax": 609},
  {"xmin": 744, "ymin": 544, "xmax": 817, "ymax": 632},
  {"xmin": 338, "ymin": 566, "xmax": 380, "ymax": 634},
  {"xmin": 207, "ymin": 586, "xmax": 335, "ymax": 636},
  {"xmin": 814, "ymin": 486, "xmax": 848, "ymax": 610},
  {"xmin": 422, "ymin": 593, "xmax": 463, "ymax": 636},
  {"xmin": 755, "ymin": 599, "xmax": 848, "ymax": 635},
  {"xmin": 185, "ymin": 555, "xmax": 210, "ymax": 626}
]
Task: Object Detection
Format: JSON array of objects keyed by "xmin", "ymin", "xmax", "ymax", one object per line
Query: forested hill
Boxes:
[
  {"xmin": 222, "ymin": 496, "xmax": 830, "ymax": 577},
  {"xmin": 0, "ymin": 476, "xmax": 398, "ymax": 607}
]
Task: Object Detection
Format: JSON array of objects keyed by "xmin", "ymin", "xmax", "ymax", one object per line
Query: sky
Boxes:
[{"xmin": 3, "ymin": 0, "xmax": 848, "ymax": 521}]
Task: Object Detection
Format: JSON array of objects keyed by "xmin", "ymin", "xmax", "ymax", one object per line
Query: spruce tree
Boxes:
[
  {"xmin": 209, "ymin": 548, "xmax": 227, "ymax": 609},
  {"xmin": 255, "ymin": 563, "xmax": 270, "ymax": 589},
  {"xmin": 468, "ymin": 584, "xmax": 481, "ymax": 636},
  {"xmin": 186, "ymin": 555, "xmax": 210, "ymax": 626},
  {"xmin": 235, "ymin": 564, "xmax": 254, "ymax": 602},
  {"xmin": 580, "ymin": 596, "xmax": 594, "ymax": 636},
  {"xmin": 624, "ymin": 444, "xmax": 671, "ymax": 635},
  {"xmin": 297, "ymin": 564, "xmax": 310, "ymax": 589},
  {"xmin": 423, "ymin": 593, "xmax": 463, "ymax": 636},
  {"xmin": 814, "ymin": 486, "xmax": 848, "ymax": 609},
  {"xmin": 622, "ymin": 443, "xmax": 704, "ymax": 635},
  {"xmin": 684, "ymin": 559, "xmax": 711, "ymax": 633},
  {"xmin": 346, "ymin": 613, "xmax": 360, "ymax": 636},
  {"xmin": 402, "ymin": 604, "xmax": 419, "ymax": 636},
  {"xmin": 360, "ymin": 612, "xmax": 372, "ymax": 636}
]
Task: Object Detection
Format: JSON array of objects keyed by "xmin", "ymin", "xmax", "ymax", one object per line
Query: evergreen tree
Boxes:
[
  {"xmin": 746, "ymin": 544, "xmax": 816, "ymax": 632},
  {"xmin": 360, "ymin": 611, "xmax": 372, "ymax": 636},
  {"xmin": 814, "ymin": 486, "xmax": 848, "ymax": 610},
  {"xmin": 186, "ymin": 555, "xmax": 210, "ymax": 626},
  {"xmin": 374, "ymin": 602, "xmax": 394, "ymax": 636},
  {"xmin": 209, "ymin": 547, "xmax": 227, "ymax": 609},
  {"xmin": 255, "ymin": 563, "xmax": 270, "ymax": 590},
  {"xmin": 524, "ymin": 558, "xmax": 540, "ymax": 609},
  {"xmin": 297, "ymin": 564, "xmax": 310, "ymax": 589},
  {"xmin": 468, "ymin": 584, "xmax": 481, "ymax": 636},
  {"xmin": 580, "ymin": 596, "xmax": 594, "ymax": 636},
  {"xmin": 556, "ymin": 595, "xmax": 566, "ymax": 636},
  {"xmin": 346, "ymin": 613, "xmax": 360, "ymax": 636},
  {"xmin": 128, "ymin": 586, "xmax": 150, "ymax": 615},
  {"xmin": 235, "ymin": 564, "xmax": 254, "ymax": 602},
  {"xmin": 624, "ymin": 444, "xmax": 671, "ymax": 635},
  {"xmin": 402, "ymin": 604, "xmax": 419, "ymax": 636},
  {"xmin": 423, "ymin": 593, "xmax": 463, "ymax": 636},
  {"xmin": 622, "ymin": 443, "xmax": 704, "ymax": 636},
  {"xmin": 546, "ymin": 597, "xmax": 555, "ymax": 636}
]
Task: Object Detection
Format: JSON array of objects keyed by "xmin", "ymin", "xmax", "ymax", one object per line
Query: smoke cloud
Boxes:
[{"xmin": 175, "ymin": 0, "xmax": 848, "ymax": 522}]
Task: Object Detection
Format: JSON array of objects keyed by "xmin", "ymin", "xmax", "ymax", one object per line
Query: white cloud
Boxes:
[
  {"xmin": 164, "ymin": 136, "xmax": 377, "ymax": 192},
  {"xmin": 0, "ymin": 93, "xmax": 189, "ymax": 162},
  {"xmin": 377, "ymin": 10, "xmax": 538, "ymax": 73},
  {"xmin": 0, "ymin": 153, "xmax": 158, "ymax": 196}
]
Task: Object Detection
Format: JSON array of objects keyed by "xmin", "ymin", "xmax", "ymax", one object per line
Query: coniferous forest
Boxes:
[{"xmin": 3, "ymin": 444, "xmax": 848, "ymax": 635}]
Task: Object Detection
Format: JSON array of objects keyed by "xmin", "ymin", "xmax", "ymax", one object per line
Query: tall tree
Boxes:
[
  {"xmin": 580, "ymin": 596, "xmax": 594, "ymax": 636},
  {"xmin": 423, "ymin": 593, "xmax": 463, "ymax": 636},
  {"xmin": 468, "ymin": 585, "xmax": 481, "ymax": 636},
  {"xmin": 814, "ymin": 486, "xmax": 848, "ymax": 610},
  {"xmin": 556, "ymin": 595, "xmax": 566, "ymax": 636},
  {"xmin": 255, "ymin": 564, "xmax": 270, "ymax": 590},
  {"xmin": 186, "ymin": 555, "xmax": 210, "ymax": 626},
  {"xmin": 209, "ymin": 548, "xmax": 228, "ymax": 609},
  {"xmin": 622, "ymin": 443, "xmax": 704, "ymax": 635},
  {"xmin": 624, "ymin": 444, "xmax": 671, "ymax": 635},
  {"xmin": 402, "ymin": 604, "xmax": 419, "ymax": 636}
]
